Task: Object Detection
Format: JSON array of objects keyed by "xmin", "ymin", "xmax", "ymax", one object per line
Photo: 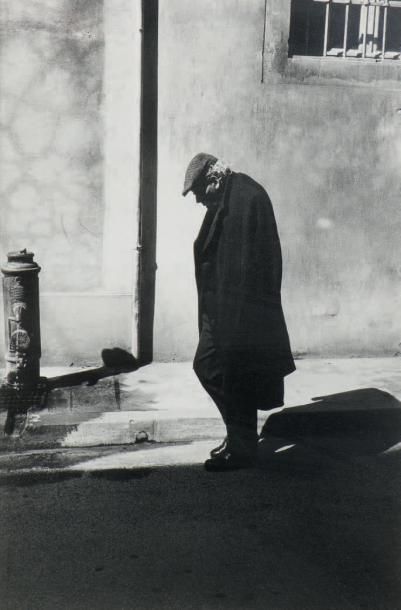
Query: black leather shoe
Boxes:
[
  {"xmin": 204, "ymin": 450, "xmax": 256, "ymax": 472},
  {"xmin": 210, "ymin": 437, "xmax": 228, "ymax": 458}
]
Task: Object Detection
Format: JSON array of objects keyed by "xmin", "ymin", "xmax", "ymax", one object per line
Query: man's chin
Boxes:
[
  {"xmin": 204, "ymin": 193, "xmax": 221, "ymax": 207},
  {"xmin": 204, "ymin": 200, "xmax": 219, "ymax": 210}
]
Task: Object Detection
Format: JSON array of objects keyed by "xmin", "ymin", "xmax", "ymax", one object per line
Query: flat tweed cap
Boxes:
[{"xmin": 182, "ymin": 153, "xmax": 218, "ymax": 196}]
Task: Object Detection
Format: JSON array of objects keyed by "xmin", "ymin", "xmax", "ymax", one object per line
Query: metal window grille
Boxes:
[
  {"xmin": 289, "ymin": 0, "xmax": 401, "ymax": 59},
  {"xmin": 315, "ymin": 0, "xmax": 401, "ymax": 59}
]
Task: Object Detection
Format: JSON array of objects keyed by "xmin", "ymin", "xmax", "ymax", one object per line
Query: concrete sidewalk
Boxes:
[{"xmin": 0, "ymin": 358, "xmax": 400, "ymax": 458}]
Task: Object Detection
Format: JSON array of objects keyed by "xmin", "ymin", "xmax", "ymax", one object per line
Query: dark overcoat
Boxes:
[{"xmin": 194, "ymin": 172, "xmax": 295, "ymax": 400}]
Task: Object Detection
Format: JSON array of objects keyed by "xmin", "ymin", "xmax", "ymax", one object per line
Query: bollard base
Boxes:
[{"xmin": 0, "ymin": 379, "xmax": 48, "ymax": 437}]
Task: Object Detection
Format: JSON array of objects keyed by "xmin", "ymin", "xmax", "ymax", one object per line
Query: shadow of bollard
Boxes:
[
  {"xmin": 0, "ymin": 348, "xmax": 139, "ymax": 437},
  {"xmin": 46, "ymin": 348, "xmax": 139, "ymax": 390}
]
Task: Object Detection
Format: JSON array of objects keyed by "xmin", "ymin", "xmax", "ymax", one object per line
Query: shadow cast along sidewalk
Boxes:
[{"xmin": 0, "ymin": 359, "xmax": 400, "ymax": 458}]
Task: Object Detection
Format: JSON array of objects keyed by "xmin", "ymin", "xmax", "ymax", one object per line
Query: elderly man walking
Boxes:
[{"xmin": 183, "ymin": 153, "xmax": 295, "ymax": 472}]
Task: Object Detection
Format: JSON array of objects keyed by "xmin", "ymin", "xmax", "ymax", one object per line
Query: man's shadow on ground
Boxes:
[{"xmin": 259, "ymin": 388, "xmax": 401, "ymax": 462}]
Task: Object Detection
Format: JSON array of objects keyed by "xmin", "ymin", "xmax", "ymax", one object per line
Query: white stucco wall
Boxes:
[
  {"xmin": 154, "ymin": 0, "xmax": 401, "ymax": 360},
  {"xmin": 1, "ymin": 0, "xmax": 400, "ymax": 365},
  {"xmin": 0, "ymin": 0, "xmax": 141, "ymax": 365}
]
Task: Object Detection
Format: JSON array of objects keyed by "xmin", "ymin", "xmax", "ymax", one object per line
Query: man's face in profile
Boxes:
[
  {"xmin": 191, "ymin": 176, "xmax": 207, "ymax": 204},
  {"xmin": 191, "ymin": 175, "xmax": 219, "ymax": 208}
]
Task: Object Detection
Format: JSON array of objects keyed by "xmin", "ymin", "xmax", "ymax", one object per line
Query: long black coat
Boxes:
[{"xmin": 194, "ymin": 172, "xmax": 295, "ymax": 397}]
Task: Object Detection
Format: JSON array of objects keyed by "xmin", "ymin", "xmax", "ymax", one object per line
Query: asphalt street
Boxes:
[{"xmin": 0, "ymin": 441, "xmax": 400, "ymax": 610}]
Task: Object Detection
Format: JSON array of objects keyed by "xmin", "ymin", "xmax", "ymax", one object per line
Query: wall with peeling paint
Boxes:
[
  {"xmin": 0, "ymin": 0, "xmax": 141, "ymax": 365},
  {"xmin": 155, "ymin": 0, "xmax": 401, "ymax": 360},
  {"xmin": 0, "ymin": 0, "xmax": 104, "ymax": 290}
]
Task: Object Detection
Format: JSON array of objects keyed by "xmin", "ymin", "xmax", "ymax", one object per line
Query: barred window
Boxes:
[{"xmin": 289, "ymin": 0, "xmax": 401, "ymax": 60}]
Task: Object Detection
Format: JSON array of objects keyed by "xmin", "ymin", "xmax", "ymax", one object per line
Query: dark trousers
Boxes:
[{"xmin": 193, "ymin": 313, "xmax": 284, "ymax": 457}]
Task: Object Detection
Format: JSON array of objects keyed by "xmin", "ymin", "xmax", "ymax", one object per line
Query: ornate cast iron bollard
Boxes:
[
  {"xmin": 1, "ymin": 250, "xmax": 41, "ymax": 391},
  {"xmin": 0, "ymin": 250, "xmax": 138, "ymax": 437}
]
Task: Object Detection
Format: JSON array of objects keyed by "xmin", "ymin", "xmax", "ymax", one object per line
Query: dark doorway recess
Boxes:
[{"xmin": 137, "ymin": 0, "xmax": 158, "ymax": 365}]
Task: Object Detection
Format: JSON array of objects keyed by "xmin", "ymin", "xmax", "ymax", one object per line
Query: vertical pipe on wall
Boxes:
[{"xmin": 137, "ymin": 0, "xmax": 158, "ymax": 365}]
